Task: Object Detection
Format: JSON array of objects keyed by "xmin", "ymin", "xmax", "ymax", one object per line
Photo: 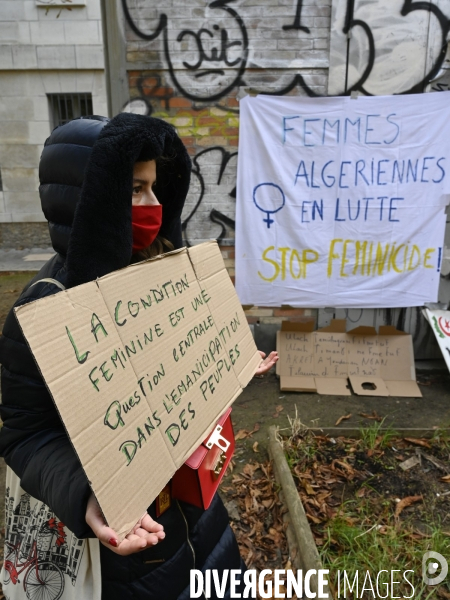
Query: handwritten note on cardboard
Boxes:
[
  {"xmin": 15, "ymin": 242, "xmax": 261, "ymax": 540},
  {"xmin": 276, "ymin": 320, "xmax": 421, "ymax": 397}
]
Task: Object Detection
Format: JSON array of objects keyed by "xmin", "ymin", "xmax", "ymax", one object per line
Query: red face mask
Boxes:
[{"xmin": 131, "ymin": 204, "xmax": 162, "ymax": 254}]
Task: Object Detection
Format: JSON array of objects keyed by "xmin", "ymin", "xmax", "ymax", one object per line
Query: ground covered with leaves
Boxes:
[
  {"xmin": 220, "ymin": 460, "xmax": 292, "ymax": 575},
  {"xmin": 283, "ymin": 419, "xmax": 450, "ymax": 599}
]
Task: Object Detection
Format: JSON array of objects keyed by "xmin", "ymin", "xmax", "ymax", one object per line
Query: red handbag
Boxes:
[{"xmin": 171, "ymin": 407, "xmax": 235, "ymax": 509}]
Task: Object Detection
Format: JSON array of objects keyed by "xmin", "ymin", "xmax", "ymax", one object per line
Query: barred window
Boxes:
[{"xmin": 47, "ymin": 93, "xmax": 93, "ymax": 129}]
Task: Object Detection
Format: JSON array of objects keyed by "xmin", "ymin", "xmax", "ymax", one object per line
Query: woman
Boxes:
[{"xmin": 0, "ymin": 113, "xmax": 276, "ymax": 599}]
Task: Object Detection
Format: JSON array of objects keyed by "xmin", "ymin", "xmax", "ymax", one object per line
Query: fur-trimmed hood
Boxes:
[{"xmin": 39, "ymin": 113, "xmax": 191, "ymax": 288}]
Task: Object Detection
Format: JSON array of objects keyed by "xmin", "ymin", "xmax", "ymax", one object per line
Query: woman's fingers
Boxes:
[
  {"xmin": 132, "ymin": 526, "xmax": 165, "ymax": 542},
  {"xmin": 85, "ymin": 493, "xmax": 165, "ymax": 556},
  {"xmin": 114, "ymin": 536, "xmax": 148, "ymax": 554},
  {"xmin": 255, "ymin": 350, "xmax": 279, "ymax": 376},
  {"xmin": 85, "ymin": 493, "xmax": 119, "ymax": 545},
  {"xmin": 138, "ymin": 512, "xmax": 165, "ymax": 534}
]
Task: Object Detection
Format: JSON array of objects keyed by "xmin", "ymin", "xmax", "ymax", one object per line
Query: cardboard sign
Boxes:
[
  {"xmin": 236, "ymin": 93, "xmax": 450, "ymax": 308},
  {"xmin": 15, "ymin": 242, "xmax": 261, "ymax": 540},
  {"xmin": 276, "ymin": 320, "xmax": 421, "ymax": 397},
  {"xmin": 424, "ymin": 308, "xmax": 450, "ymax": 372}
]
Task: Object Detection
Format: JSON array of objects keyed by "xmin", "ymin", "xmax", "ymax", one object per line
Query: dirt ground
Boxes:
[
  {"xmin": 229, "ymin": 370, "xmax": 450, "ymax": 467},
  {"xmin": 281, "ymin": 430, "xmax": 450, "ymax": 598}
]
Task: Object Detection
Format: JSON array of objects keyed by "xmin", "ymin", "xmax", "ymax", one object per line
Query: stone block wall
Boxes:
[{"xmin": 0, "ymin": 0, "xmax": 107, "ymax": 229}]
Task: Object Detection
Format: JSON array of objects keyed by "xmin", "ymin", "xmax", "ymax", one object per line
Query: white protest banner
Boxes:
[
  {"xmin": 424, "ymin": 308, "xmax": 450, "ymax": 372},
  {"xmin": 235, "ymin": 93, "xmax": 450, "ymax": 308},
  {"xmin": 15, "ymin": 242, "xmax": 261, "ymax": 540}
]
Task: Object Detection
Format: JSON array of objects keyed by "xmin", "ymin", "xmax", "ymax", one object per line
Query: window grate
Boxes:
[{"xmin": 47, "ymin": 93, "xmax": 93, "ymax": 129}]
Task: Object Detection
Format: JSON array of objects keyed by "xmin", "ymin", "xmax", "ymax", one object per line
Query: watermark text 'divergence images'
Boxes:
[{"xmin": 190, "ymin": 552, "xmax": 448, "ymax": 599}]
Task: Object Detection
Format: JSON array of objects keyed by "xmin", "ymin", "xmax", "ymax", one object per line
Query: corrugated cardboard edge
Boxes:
[
  {"xmin": 317, "ymin": 319, "xmax": 347, "ymax": 333},
  {"xmin": 315, "ymin": 377, "xmax": 351, "ymax": 396},
  {"xmin": 280, "ymin": 376, "xmax": 317, "ymax": 393}
]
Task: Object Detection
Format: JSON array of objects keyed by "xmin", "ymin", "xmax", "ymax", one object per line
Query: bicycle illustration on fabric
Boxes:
[{"xmin": 2, "ymin": 487, "xmax": 86, "ymax": 600}]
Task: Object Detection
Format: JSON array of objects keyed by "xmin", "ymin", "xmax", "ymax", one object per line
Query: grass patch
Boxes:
[
  {"xmin": 282, "ymin": 420, "xmax": 450, "ymax": 599},
  {"xmin": 359, "ymin": 418, "xmax": 398, "ymax": 451}
]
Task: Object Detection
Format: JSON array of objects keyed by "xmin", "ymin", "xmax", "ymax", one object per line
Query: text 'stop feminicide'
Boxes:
[{"xmin": 15, "ymin": 242, "xmax": 261, "ymax": 541}]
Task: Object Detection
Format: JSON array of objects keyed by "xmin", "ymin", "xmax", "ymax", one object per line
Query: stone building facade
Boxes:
[{"xmin": 0, "ymin": 0, "xmax": 107, "ymax": 248}]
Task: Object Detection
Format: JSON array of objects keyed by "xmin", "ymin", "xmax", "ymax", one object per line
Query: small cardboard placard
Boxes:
[
  {"xmin": 15, "ymin": 242, "xmax": 261, "ymax": 540},
  {"xmin": 424, "ymin": 308, "xmax": 450, "ymax": 372},
  {"xmin": 276, "ymin": 320, "xmax": 421, "ymax": 398}
]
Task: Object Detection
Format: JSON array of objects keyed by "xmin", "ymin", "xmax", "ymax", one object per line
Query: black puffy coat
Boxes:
[{"xmin": 0, "ymin": 114, "xmax": 244, "ymax": 599}]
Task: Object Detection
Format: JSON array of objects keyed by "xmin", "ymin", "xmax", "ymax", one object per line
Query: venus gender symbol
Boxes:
[{"xmin": 252, "ymin": 183, "xmax": 285, "ymax": 228}]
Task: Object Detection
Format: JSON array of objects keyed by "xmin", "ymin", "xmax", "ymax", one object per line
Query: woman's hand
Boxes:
[
  {"xmin": 85, "ymin": 493, "xmax": 165, "ymax": 555},
  {"xmin": 255, "ymin": 350, "xmax": 279, "ymax": 376}
]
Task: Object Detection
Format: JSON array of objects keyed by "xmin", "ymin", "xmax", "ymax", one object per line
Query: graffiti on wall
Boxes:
[
  {"xmin": 121, "ymin": 0, "xmax": 323, "ymax": 105},
  {"xmin": 182, "ymin": 146, "xmax": 237, "ymax": 245},
  {"xmin": 122, "ymin": 0, "xmax": 450, "ymax": 245},
  {"xmin": 330, "ymin": 0, "xmax": 450, "ymax": 96},
  {"xmin": 123, "ymin": 0, "xmax": 450, "ymax": 102}
]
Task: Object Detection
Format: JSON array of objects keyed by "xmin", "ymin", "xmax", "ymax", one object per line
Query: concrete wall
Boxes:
[{"xmin": 0, "ymin": 0, "xmax": 107, "ymax": 230}]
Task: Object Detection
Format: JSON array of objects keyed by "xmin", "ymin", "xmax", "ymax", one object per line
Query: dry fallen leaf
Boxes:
[
  {"xmin": 273, "ymin": 405, "xmax": 284, "ymax": 418},
  {"xmin": 335, "ymin": 413, "xmax": 352, "ymax": 426},
  {"xmin": 302, "ymin": 481, "xmax": 316, "ymax": 495},
  {"xmin": 253, "ymin": 441, "xmax": 259, "ymax": 453},
  {"xmin": 394, "ymin": 495, "xmax": 422, "ymax": 518},
  {"xmin": 306, "ymin": 513, "xmax": 322, "ymax": 524},
  {"xmin": 243, "ymin": 463, "xmax": 260, "ymax": 477},
  {"xmin": 441, "ymin": 474, "xmax": 450, "ymax": 482},
  {"xmin": 359, "ymin": 411, "xmax": 383, "ymax": 422},
  {"xmin": 404, "ymin": 437, "xmax": 431, "ymax": 449},
  {"xmin": 235, "ymin": 424, "xmax": 260, "ymax": 440},
  {"xmin": 417, "ymin": 379, "xmax": 431, "ymax": 386}
]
